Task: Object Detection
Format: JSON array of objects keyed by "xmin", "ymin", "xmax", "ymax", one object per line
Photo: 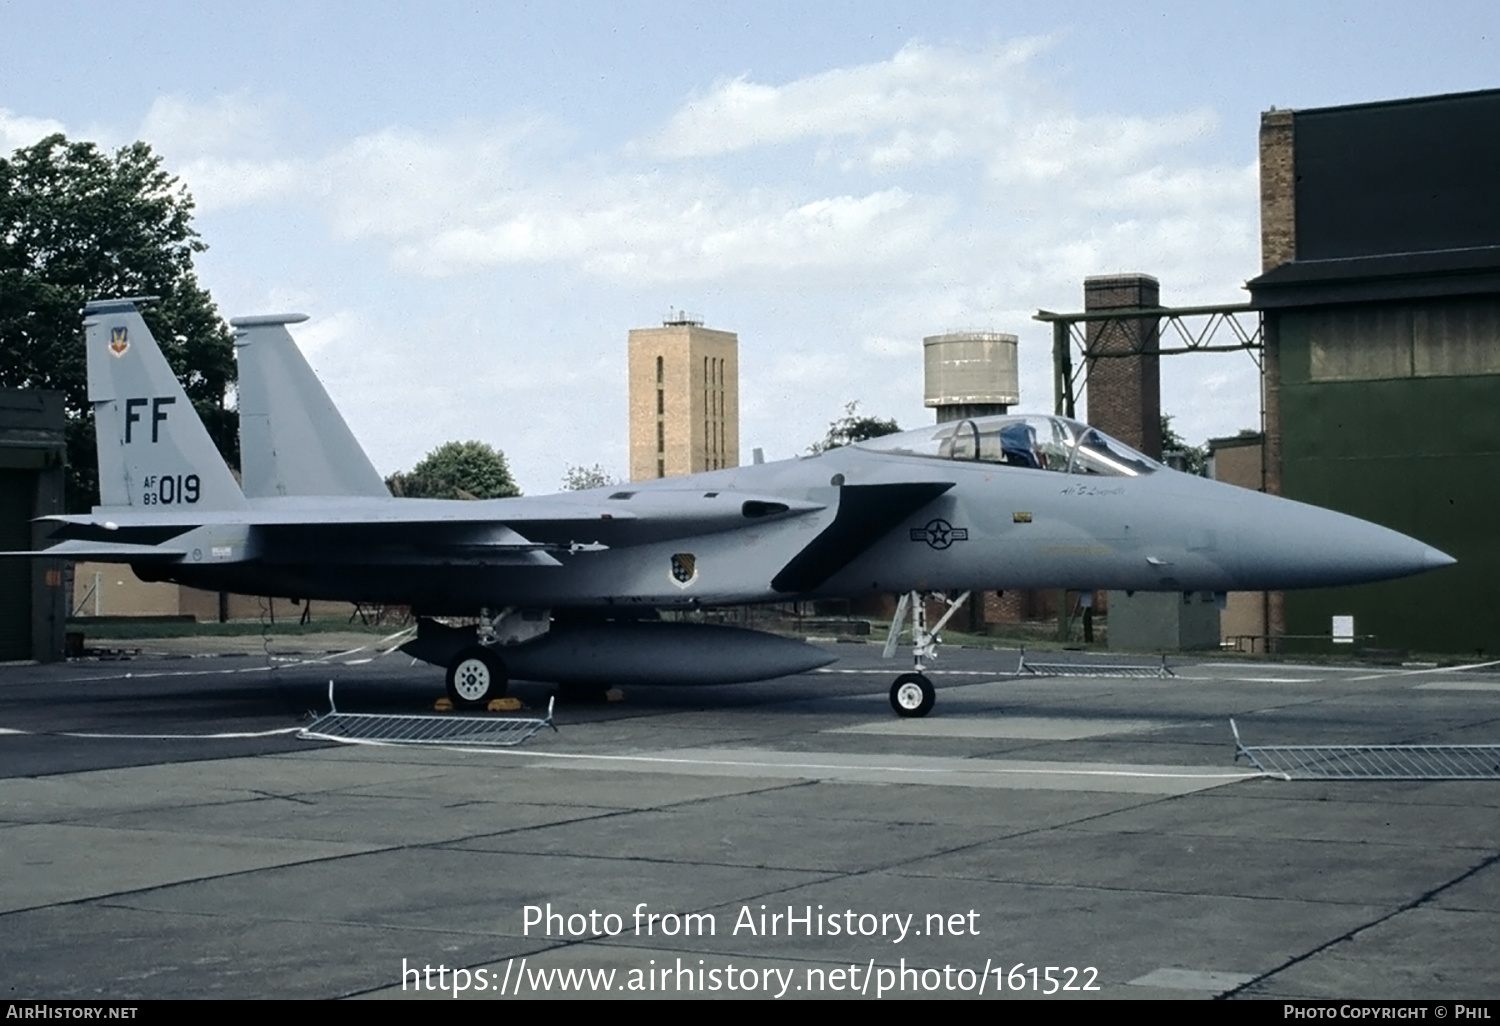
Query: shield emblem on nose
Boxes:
[{"xmin": 670, "ymin": 553, "xmax": 698, "ymax": 588}]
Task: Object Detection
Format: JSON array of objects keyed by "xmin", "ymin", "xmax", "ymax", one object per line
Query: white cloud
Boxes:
[
  {"xmin": 992, "ymin": 107, "xmax": 1220, "ymax": 186},
  {"xmin": 642, "ymin": 37, "xmax": 1224, "ymax": 200},
  {"xmin": 140, "ymin": 93, "xmax": 281, "ymax": 160},
  {"xmin": 646, "ymin": 38, "xmax": 1050, "ymax": 163},
  {"xmin": 319, "ymin": 124, "xmax": 537, "ymax": 237},
  {"xmin": 0, "ymin": 108, "xmax": 67, "ymax": 151},
  {"xmin": 862, "ymin": 334, "xmax": 916, "ymax": 358},
  {"xmin": 175, "ymin": 157, "xmax": 308, "ymax": 214},
  {"xmin": 153, "ymin": 38, "xmax": 1253, "ymax": 305},
  {"xmin": 283, "ymin": 306, "xmax": 360, "ymax": 362},
  {"xmin": 392, "ymin": 182, "xmax": 952, "ymax": 282},
  {"xmin": 134, "ymin": 94, "xmax": 314, "ymax": 213},
  {"xmin": 1076, "ymin": 161, "xmax": 1257, "ymax": 213}
]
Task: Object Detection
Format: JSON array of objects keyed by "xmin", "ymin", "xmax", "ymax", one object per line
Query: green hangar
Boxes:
[{"xmin": 1251, "ymin": 88, "xmax": 1500, "ymax": 655}]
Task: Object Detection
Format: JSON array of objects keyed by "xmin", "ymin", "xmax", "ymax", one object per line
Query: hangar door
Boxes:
[{"xmin": 0, "ymin": 470, "xmax": 33, "ymax": 660}]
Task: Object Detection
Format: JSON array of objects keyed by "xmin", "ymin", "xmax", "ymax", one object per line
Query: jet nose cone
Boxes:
[
  {"xmin": 1233, "ymin": 492, "xmax": 1456, "ymax": 589},
  {"xmin": 1422, "ymin": 545, "xmax": 1457, "ymax": 571},
  {"xmin": 1297, "ymin": 517, "xmax": 1455, "ymax": 586}
]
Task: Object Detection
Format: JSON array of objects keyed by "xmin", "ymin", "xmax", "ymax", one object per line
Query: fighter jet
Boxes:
[{"xmin": 10, "ymin": 298, "xmax": 1454, "ymax": 717}]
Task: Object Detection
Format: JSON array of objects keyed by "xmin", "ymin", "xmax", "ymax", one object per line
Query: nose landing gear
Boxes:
[
  {"xmin": 882, "ymin": 590, "xmax": 970, "ymax": 718},
  {"xmin": 890, "ymin": 672, "xmax": 935, "ymax": 717}
]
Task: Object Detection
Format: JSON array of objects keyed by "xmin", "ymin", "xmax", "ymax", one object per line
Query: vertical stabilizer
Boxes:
[
  {"xmin": 84, "ymin": 299, "xmax": 246, "ymax": 511},
  {"xmin": 232, "ymin": 315, "xmax": 389, "ymax": 498}
]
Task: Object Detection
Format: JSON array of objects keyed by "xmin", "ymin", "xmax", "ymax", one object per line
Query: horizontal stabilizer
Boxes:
[
  {"xmin": 771, "ymin": 481, "xmax": 953, "ymax": 592},
  {"xmin": 0, "ymin": 540, "xmax": 185, "ymax": 561},
  {"xmin": 48, "ymin": 521, "xmax": 192, "ymax": 546}
]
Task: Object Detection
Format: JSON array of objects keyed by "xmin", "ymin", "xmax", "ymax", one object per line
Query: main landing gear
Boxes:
[
  {"xmin": 444, "ymin": 606, "xmax": 549, "ymax": 708},
  {"xmin": 882, "ymin": 590, "xmax": 970, "ymax": 718},
  {"xmin": 446, "ymin": 646, "xmax": 508, "ymax": 707}
]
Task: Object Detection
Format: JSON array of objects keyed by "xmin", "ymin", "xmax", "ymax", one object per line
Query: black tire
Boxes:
[
  {"xmin": 446, "ymin": 646, "xmax": 507, "ymax": 708},
  {"xmin": 889, "ymin": 672, "xmax": 935, "ymax": 718}
]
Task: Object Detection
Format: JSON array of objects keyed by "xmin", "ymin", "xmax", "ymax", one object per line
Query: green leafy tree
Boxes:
[
  {"xmin": 810, "ymin": 400, "xmax": 900, "ymax": 453},
  {"xmin": 0, "ymin": 134, "xmax": 236, "ymax": 511},
  {"xmin": 1160, "ymin": 414, "xmax": 1208, "ymax": 476},
  {"xmin": 561, "ymin": 463, "xmax": 615, "ymax": 491},
  {"xmin": 387, "ymin": 441, "xmax": 521, "ymax": 499}
]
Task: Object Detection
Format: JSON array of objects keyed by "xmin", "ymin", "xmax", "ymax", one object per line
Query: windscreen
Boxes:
[{"xmin": 855, "ymin": 415, "xmax": 1159, "ymax": 477}]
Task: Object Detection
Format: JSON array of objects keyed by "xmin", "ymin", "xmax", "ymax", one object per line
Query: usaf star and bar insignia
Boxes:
[{"xmin": 910, "ymin": 518, "xmax": 968, "ymax": 550}]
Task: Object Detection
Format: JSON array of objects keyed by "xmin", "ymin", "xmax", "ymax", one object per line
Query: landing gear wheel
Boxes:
[
  {"xmin": 890, "ymin": 672, "xmax": 935, "ymax": 718},
  {"xmin": 446, "ymin": 646, "xmax": 508, "ymax": 708}
]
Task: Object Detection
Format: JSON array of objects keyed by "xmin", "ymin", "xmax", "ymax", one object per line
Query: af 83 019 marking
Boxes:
[{"xmin": 138, "ymin": 474, "xmax": 201, "ymax": 505}]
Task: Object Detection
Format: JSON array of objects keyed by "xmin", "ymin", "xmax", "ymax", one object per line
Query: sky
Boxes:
[{"xmin": 3, "ymin": 1, "xmax": 1497, "ymax": 492}]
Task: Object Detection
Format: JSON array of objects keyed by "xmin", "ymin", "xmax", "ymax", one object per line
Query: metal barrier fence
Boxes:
[
  {"xmin": 1018, "ymin": 649, "xmax": 1176, "ymax": 679},
  {"xmin": 300, "ymin": 681, "xmax": 556, "ymax": 748},
  {"xmin": 1231, "ymin": 718, "xmax": 1500, "ymax": 780}
]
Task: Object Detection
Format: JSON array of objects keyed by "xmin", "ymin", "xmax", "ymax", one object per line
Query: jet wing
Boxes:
[{"xmin": 21, "ymin": 491, "xmax": 826, "ymax": 565}]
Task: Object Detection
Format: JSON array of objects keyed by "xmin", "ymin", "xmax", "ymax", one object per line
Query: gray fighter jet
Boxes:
[{"xmin": 12, "ymin": 299, "xmax": 1454, "ymax": 716}]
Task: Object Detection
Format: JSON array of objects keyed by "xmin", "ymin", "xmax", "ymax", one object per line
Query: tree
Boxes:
[
  {"xmin": 0, "ymin": 134, "xmax": 237, "ymax": 511},
  {"xmin": 561, "ymin": 464, "xmax": 615, "ymax": 491},
  {"xmin": 387, "ymin": 441, "xmax": 521, "ymax": 499},
  {"xmin": 1160, "ymin": 414, "xmax": 1209, "ymax": 476},
  {"xmin": 809, "ymin": 400, "xmax": 900, "ymax": 453}
]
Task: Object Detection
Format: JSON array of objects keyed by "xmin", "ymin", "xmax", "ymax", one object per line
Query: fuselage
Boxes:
[{"xmin": 133, "ymin": 415, "xmax": 1452, "ymax": 614}]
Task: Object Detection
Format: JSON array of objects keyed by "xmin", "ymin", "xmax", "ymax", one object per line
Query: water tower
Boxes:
[{"xmin": 922, "ymin": 331, "xmax": 1020, "ymax": 422}]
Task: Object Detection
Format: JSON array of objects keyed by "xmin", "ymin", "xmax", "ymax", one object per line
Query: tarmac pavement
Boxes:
[{"xmin": 0, "ymin": 637, "xmax": 1497, "ymax": 1001}]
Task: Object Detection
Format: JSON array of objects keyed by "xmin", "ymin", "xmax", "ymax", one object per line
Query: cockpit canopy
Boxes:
[{"xmin": 855, "ymin": 415, "xmax": 1160, "ymax": 477}]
